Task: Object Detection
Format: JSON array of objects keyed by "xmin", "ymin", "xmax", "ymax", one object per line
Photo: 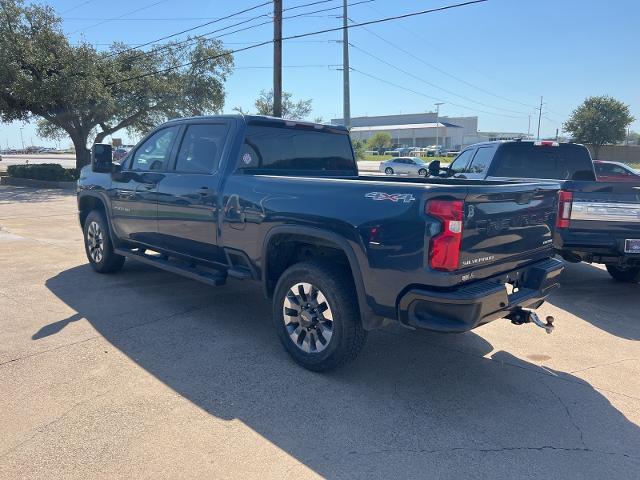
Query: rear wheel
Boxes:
[
  {"xmin": 418, "ymin": 168, "xmax": 427, "ymax": 176},
  {"xmin": 384, "ymin": 167, "xmax": 394, "ymax": 175},
  {"xmin": 606, "ymin": 265, "xmax": 640, "ymax": 283},
  {"xmin": 272, "ymin": 260, "xmax": 367, "ymax": 371},
  {"xmin": 83, "ymin": 210, "xmax": 125, "ymax": 273}
]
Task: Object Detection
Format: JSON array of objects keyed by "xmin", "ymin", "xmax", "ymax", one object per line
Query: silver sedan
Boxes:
[{"xmin": 379, "ymin": 156, "xmax": 429, "ymax": 176}]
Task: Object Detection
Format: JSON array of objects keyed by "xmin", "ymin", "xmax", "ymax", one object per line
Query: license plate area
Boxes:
[{"xmin": 625, "ymin": 239, "xmax": 640, "ymax": 254}]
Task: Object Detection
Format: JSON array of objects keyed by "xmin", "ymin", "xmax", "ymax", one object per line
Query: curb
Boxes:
[{"xmin": 0, "ymin": 176, "xmax": 77, "ymax": 190}]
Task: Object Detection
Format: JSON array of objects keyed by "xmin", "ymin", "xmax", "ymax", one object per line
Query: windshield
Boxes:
[{"xmin": 490, "ymin": 143, "xmax": 596, "ymax": 180}]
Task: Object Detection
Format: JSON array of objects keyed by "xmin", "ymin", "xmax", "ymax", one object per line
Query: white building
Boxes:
[{"xmin": 331, "ymin": 113, "xmax": 478, "ymax": 150}]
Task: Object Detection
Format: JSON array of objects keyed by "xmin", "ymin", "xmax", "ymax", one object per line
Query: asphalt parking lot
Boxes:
[{"xmin": 0, "ymin": 186, "xmax": 638, "ymax": 479}]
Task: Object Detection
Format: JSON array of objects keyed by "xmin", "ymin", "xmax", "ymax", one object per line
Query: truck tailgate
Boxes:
[
  {"xmin": 459, "ymin": 183, "xmax": 559, "ymax": 269},
  {"xmin": 563, "ymin": 181, "xmax": 640, "ymax": 252}
]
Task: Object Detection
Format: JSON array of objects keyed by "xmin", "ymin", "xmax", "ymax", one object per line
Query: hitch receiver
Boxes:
[{"xmin": 508, "ymin": 308, "xmax": 554, "ymax": 334}]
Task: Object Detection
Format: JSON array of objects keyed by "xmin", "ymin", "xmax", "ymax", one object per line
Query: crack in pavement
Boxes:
[
  {"xmin": 569, "ymin": 358, "xmax": 639, "ymax": 375},
  {"xmin": 0, "ymin": 390, "xmax": 113, "ymax": 460},
  {"xmin": 0, "ymin": 304, "xmax": 208, "ymax": 368},
  {"xmin": 543, "ymin": 380, "xmax": 586, "ymax": 448},
  {"xmin": 346, "ymin": 445, "xmax": 638, "ymax": 460},
  {"xmin": 377, "ymin": 328, "xmax": 640, "ymax": 403}
]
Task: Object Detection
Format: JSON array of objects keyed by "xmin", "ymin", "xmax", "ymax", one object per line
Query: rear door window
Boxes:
[
  {"xmin": 466, "ymin": 147, "xmax": 494, "ymax": 178},
  {"xmin": 490, "ymin": 143, "xmax": 595, "ymax": 180},
  {"xmin": 449, "ymin": 149, "xmax": 474, "ymax": 174},
  {"xmin": 238, "ymin": 124, "xmax": 356, "ymax": 174}
]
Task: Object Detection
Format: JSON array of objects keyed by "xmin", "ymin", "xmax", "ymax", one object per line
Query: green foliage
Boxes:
[
  {"xmin": 366, "ymin": 131, "xmax": 392, "ymax": 150},
  {"xmin": 563, "ymin": 96, "xmax": 635, "ymax": 157},
  {"xmin": 235, "ymin": 89, "xmax": 313, "ymax": 120},
  {"xmin": 0, "ymin": 0, "xmax": 233, "ymax": 168},
  {"xmin": 351, "ymin": 138, "xmax": 366, "ymax": 160},
  {"xmin": 7, "ymin": 163, "xmax": 78, "ymax": 181}
]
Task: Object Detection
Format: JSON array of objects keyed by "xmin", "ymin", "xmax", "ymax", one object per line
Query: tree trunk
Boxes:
[
  {"xmin": 71, "ymin": 134, "xmax": 90, "ymax": 170},
  {"xmin": 592, "ymin": 144, "xmax": 601, "ymax": 160}
]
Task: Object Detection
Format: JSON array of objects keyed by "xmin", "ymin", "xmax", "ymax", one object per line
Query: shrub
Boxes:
[{"xmin": 7, "ymin": 163, "xmax": 79, "ymax": 182}]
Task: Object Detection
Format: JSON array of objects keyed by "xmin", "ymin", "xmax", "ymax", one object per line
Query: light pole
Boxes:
[
  {"xmin": 434, "ymin": 102, "xmax": 444, "ymax": 153},
  {"xmin": 19, "ymin": 128, "xmax": 25, "ymax": 151}
]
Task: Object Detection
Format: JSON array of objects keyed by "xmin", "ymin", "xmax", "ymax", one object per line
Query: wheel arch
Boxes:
[
  {"xmin": 261, "ymin": 225, "xmax": 382, "ymax": 329},
  {"xmin": 78, "ymin": 193, "xmax": 119, "ymax": 246}
]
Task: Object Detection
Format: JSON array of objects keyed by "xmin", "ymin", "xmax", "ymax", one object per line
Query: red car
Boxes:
[{"xmin": 593, "ymin": 160, "xmax": 640, "ymax": 182}]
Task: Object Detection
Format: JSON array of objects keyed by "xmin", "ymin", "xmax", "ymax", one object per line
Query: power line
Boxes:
[
  {"xmin": 68, "ymin": 0, "xmax": 172, "ymax": 35},
  {"xmin": 60, "ymin": 1, "xmax": 97, "ymax": 15},
  {"xmin": 351, "ymin": 67, "xmax": 524, "ymax": 119},
  {"xmin": 105, "ymin": 0, "xmax": 488, "ymax": 87},
  {"xmin": 357, "ymin": 9, "xmax": 538, "ymax": 110},
  {"xmin": 105, "ymin": 1, "xmax": 272, "ymax": 58},
  {"xmin": 117, "ymin": 0, "xmax": 375, "ymax": 63},
  {"xmin": 349, "ymin": 43, "xmax": 527, "ymax": 117}
]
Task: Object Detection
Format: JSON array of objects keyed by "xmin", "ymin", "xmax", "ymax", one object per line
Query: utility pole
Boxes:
[
  {"xmin": 273, "ymin": 0, "xmax": 283, "ymax": 118},
  {"xmin": 19, "ymin": 128, "xmax": 24, "ymax": 151},
  {"xmin": 342, "ymin": 0, "xmax": 351, "ymax": 128},
  {"xmin": 434, "ymin": 102, "xmax": 444, "ymax": 151},
  {"xmin": 536, "ymin": 96, "xmax": 543, "ymax": 140},
  {"xmin": 527, "ymin": 115, "xmax": 531, "ymax": 137}
]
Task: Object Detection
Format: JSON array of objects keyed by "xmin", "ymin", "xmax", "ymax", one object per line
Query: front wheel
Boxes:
[
  {"xmin": 83, "ymin": 210, "xmax": 125, "ymax": 273},
  {"xmin": 606, "ymin": 264, "xmax": 640, "ymax": 283},
  {"xmin": 418, "ymin": 168, "xmax": 427, "ymax": 176},
  {"xmin": 384, "ymin": 167, "xmax": 394, "ymax": 175},
  {"xmin": 272, "ymin": 260, "xmax": 367, "ymax": 371}
]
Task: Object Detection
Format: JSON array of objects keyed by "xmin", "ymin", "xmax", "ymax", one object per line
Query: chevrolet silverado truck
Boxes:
[
  {"xmin": 438, "ymin": 140, "xmax": 640, "ymax": 283},
  {"xmin": 77, "ymin": 115, "xmax": 563, "ymax": 371}
]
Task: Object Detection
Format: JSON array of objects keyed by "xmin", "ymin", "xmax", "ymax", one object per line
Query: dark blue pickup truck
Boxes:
[
  {"xmin": 440, "ymin": 140, "xmax": 640, "ymax": 283},
  {"xmin": 78, "ymin": 115, "xmax": 563, "ymax": 371}
]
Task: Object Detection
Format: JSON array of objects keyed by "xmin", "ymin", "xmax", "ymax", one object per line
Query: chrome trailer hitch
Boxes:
[{"xmin": 507, "ymin": 308, "xmax": 555, "ymax": 334}]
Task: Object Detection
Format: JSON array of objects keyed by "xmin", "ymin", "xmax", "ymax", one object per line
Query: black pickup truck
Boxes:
[
  {"xmin": 77, "ymin": 115, "xmax": 563, "ymax": 371},
  {"xmin": 438, "ymin": 140, "xmax": 640, "ymax": 283}
]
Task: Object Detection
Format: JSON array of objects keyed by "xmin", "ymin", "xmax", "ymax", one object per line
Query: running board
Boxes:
[{"xmin": 115, "ymin": 248, "xmax": 227, "ymax": 286}]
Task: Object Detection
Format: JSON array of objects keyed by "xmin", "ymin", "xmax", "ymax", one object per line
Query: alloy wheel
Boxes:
[
  {"xmin": 283, "ymin": 282, "xmax": 334, "ymax": 353},
  {"xmin": 87, "ymin": 221, "xmax": 104, "ymax": 263}
]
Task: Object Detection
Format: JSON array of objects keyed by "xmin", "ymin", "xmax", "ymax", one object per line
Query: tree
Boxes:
[
  {"xmin": 625, "ymin": 130, "xmax": 640, "ymax": 145},
  {"xmin": 351, "ymin": 138, "xmax": 366, "ymax": 160},
  {"xmin": 235, "ymin": 89, "xmax": 312, "ymax": 120},
  {"xmin": 366, "ymin": 131, "xmax": 392, "ymax": 151},
  {"xmin": 563, "ymin": 96, "xmax": 634, "ymax": 158},
  {"xmin": 0, "ymin": 0, "xmax": 233, "ymax": 169}
]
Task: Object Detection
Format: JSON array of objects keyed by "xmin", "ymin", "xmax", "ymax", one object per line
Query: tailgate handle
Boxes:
[{"xmin": 516, "ymin": 190, "xmax": 537, "ymax": 205}]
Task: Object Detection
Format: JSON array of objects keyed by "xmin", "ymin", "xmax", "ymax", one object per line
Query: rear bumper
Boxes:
[
  {"xmin": 397, "ymin": 258, "xmax": 564, "ymax": 333},
  {"xmin": 555, "ymin": 229, "xmax": 640, "ymax": 265}
]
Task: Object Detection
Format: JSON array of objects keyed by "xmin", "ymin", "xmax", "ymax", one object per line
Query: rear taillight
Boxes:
[
  {"xmin": 556, "ymin": 190, "xmax": 573, "ymax": 228},
  {"xmin": 427, "ymin": 199, "xmax": 464, "ymax": 271}
]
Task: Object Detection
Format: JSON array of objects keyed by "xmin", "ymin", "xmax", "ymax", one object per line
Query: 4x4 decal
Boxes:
[{"xmin": 365, "ymin": 192, "xmax": 416, "ymax": 203}]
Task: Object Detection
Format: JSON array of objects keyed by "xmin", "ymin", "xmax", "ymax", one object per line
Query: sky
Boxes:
[{"xmin": 1, "ymin": 0, "xmax": 638, "ymax": 148}]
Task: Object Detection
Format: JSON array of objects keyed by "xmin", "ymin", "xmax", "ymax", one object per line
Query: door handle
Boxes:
[{"xmin": 197, "ymin": 187, "xmax": 210, "ymax": 196}]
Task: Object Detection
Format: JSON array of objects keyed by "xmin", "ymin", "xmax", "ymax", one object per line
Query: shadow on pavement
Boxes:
[
  {"xmin": 44, "ymin": 263, "xmax": 640, "ymax": 478},
  {"xmin": 547, "ymin": 262, "xmax": 640, "ymax": 341}
]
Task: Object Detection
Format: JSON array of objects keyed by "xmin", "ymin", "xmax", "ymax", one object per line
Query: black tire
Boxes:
[
  {"xmin": 384, "ymin": 167, "xmax": 394, "ymax": 175},
  {"xmin": 418, "ymin": 168, "xmax": 427, "ymax": 176},
  {"xmin": 83, "ymin": 210, "xmax": 125, "ymax": 273},
  {"xmin": 606, "ymin": 265, "xmax": 640, "ymax": 283},
  {"xmin": 272, "ymin": 260, "xmax": 367, "ymax": 372}
]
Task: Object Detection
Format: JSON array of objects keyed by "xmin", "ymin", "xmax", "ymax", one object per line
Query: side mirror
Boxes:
[
  {"xmin": 91, "ymin": 143, "xmax": 113, "ymax": 173},
  {"xmin": 428, "ymin": 160, "xmax": 441, "ymax": 177}
]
